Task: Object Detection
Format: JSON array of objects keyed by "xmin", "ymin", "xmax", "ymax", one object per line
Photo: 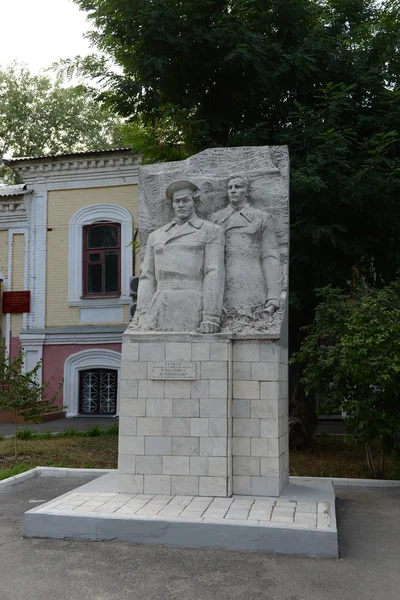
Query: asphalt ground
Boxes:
[{"xmin": 0, "ymin": 475, "xmax": 399, "ymax": 600}]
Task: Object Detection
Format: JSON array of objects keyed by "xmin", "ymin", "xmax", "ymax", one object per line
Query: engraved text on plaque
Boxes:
[{"xmin": 150, "ymin": 362, "xmax": 196, "ymax": 380}]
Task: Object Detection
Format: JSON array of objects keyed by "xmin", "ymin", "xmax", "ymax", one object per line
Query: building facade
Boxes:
[{"xmin": 0, "ymin": 149, "xmax": 140, "ymax": 420}]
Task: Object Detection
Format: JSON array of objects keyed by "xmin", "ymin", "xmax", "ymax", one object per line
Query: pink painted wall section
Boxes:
[
  {"xmin": 10, "ymin": 336, "xmax": 21, "ymax": 360},
  {"xmin": 43, "ymin": 343, "xmax": 122, "ymax": 408}
]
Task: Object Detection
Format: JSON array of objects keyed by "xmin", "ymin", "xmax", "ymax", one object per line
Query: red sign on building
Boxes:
[{"xmin": 2, "ymin": 291, "xmax": 31, "ymax": 314}]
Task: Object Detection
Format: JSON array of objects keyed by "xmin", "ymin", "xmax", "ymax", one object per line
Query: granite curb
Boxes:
[{"xmin": 0, "ymin": 467, "xmax": 111, "ymax": 489}]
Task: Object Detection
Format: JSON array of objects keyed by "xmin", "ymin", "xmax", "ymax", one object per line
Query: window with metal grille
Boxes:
[
  {"xmin": 79, "ymin": 369, "xmax": 118, "ymax": 415},
  {"xmin": 83, "ymin": 223, "xmax": 121, "ymax": 296}
]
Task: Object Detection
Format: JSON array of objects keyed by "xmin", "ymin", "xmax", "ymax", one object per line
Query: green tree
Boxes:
[
  {"xmin": 0, "ymin": 343, "xmax": 62, "ymax": 457},
  {"xmin": 281, "ymin": 80, "xmax": 400, "ymax": 437},
  {"xmin": 292, "ymin": 282, "xmax": 400, "ymax": 477},
  {"xmin": 70, "ymin": 1, "xmax": 399, "ymax": 146},
  {"xmin": 0, "ymin": 62, "xmax": 124, "ymax": 183},
  {"xmin": 69, "ymin": 0, "xmax": 400, "ymax": 437}
]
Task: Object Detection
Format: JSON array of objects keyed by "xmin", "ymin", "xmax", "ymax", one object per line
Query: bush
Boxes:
[
  {"xmin": 16, "ymin": 428, "xmax": 34, "ymax": 440},
  {"xmin": 56, "ymin": 429, "xmax": 81, "ymax": 438},
  {"xmin": 0, "ymin": 342, "xmax": 62, "ymax": 456},
  {"xmin": 292, "ymin": 280, "xmax": 400, "ymax": 477},
  {"xmin": 86, "ymin": 426, "xmax": 103, "ymax": 437},
  {"xmin": 104, "ymin": 424, "xmax": 119, "ymax": 436}
]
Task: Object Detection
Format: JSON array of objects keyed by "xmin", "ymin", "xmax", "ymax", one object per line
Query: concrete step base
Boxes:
[{"xmin": 23, "ymin": 474, "xmax": 338, "ymax": 558}]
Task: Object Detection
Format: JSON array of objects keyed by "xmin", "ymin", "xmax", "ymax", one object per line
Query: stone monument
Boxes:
[
  {"xmin": 119, "ymin": 146, "xmax": 289, "ymax": 497},
  {"xmin": 23, "ymin": 146, "xmax": 337, "ymax": 557}
]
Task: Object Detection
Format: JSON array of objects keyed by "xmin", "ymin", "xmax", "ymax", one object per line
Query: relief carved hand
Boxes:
[
  {"xmin": 199, "ymin": 321, "xmax": 220, "ymax": 333},
  {"xmin": 263, "ymin": 300, "xmax": 279, "ymax": 316}
]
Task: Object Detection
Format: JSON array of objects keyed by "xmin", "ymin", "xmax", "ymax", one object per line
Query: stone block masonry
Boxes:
[
  {"xmin": 232, "ymin": 340, "xmax": 288, "ymax": 496},
  {"xmin": 119, "ymin": 333, "xmax": 288, "ymax": 497}
]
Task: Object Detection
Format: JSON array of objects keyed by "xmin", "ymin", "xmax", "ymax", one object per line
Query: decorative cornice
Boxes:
[
  {"xmin": 20, "ymin": 326, "xmax": 125, "ymax": 346},
  {"xmin": 4, "ymin": 150, "xmax": 141, "ymax": 187},
  {"xmin": 0, "ymin": 211, "xmax": 28, "ymax": 225},
  {"xmin": 45, "ymin": 332, "xmax": 124, "ymax": 345},
  {"xmin": 0, "ymin": 186, "xmax": 31, "ymax": 223},
  {"xmin": 0, "ymin": 199, "xmax": 26, "ymax": 211}
]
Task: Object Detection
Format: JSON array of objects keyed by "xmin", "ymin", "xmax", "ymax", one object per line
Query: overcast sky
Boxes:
[{"xmin": 0, "ymin": 0, "xmax": 93, "ymax": 73}]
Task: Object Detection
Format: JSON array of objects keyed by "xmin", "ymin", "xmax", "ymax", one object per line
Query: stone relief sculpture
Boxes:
[
  {"xmin": 209, "ymin": 175, "xmax": 281, "ymax": 322},
  {"xmin": 129, "ymin": 180, "xmax": 225, "ymax": 333},
  {"xmin": 135, "ymin": 146, "xmax": 289, "ymax": 335}
]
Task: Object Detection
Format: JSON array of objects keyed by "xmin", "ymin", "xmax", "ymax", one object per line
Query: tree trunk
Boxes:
[
  {"xmin": 289, "ymin": 362, "xmax": 318, "ymax": 448},
  {"xmin": 288, "ymin": 300, "xmax": 319, "ymax": 448},
  {"xmin": 365, "ymin": 442, "xmax": 377, "ymax": 477},
  {"xmin": 13, "ymin": 412, "xmax": 18, "ymax": 458}
]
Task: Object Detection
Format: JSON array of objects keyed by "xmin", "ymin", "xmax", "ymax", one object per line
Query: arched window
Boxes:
[
  {"xmin": 80, "ymin": 368, "xmax": 118, "ymax": 415},
  {"xmin": 63, "ymin": 348, "xmax": 121, "ymax": 416},
  {"xmin": 83, "ymin": 222, "xmax": 121, "ymax": 296},
  {"xmin": 68, "ymin": 204, "xmax": 133, "ymax": 305}
]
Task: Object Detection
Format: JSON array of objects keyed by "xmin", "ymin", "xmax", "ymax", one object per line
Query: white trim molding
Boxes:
[
  {"xmin": 68, "ymin": 204, "xmax": 133, "ymax": 305},
  {"xmin": 21, "ymin": 344, "xmax": 44, "ymax": 384},
  {"xmin": 20, "ymin": 326, "xmax": 125, "ymax": 346},
  {"xmin": 5, "ymin": 228, "xmax": 29, "ymax": 356},
  {"xmin": 5, "ymin": 230, "xmax": 13, "ymax": 355},
  {"xmin": 63, "ymin": 348, "xmax": 121, "ymax": 417},
  {"xmin": 25, "ymin": 188, "xmax": 47, "ymax": 331}
]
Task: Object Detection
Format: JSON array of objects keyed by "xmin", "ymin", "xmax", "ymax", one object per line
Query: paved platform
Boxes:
[
  {"xmin": 23, "ymin": 473, "xmax": 338, "ymax": 557},
  {"xmin": 2, "ymin": 476, "xmax": 400, "ymax": 600}
]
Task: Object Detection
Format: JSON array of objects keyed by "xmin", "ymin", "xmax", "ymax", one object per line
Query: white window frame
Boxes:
[
  {"xmin": 68, "ymin": 204, "xmax": 133, "ymax": 306},
  {"xmin": 63, "ymin": 348, "xmax": 121, "ymax": 417}
]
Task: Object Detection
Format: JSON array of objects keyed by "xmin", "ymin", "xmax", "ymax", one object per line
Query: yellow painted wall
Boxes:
[
  {"xmin": 11, "ymin": 234, "xmax": 25, "ymax": 336},
  {"xmin": 46, "ymin": 185, "xmax": 138, "ymax": 327},
  {"xmin": 0, "ymin": 229, "xmax": 8, "ymax": 338}
]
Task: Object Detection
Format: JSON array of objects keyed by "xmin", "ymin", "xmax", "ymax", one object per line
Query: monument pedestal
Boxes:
[
  {"xmin": 118, "ymin": 331, "xmax": 288, "ymax": 498},
  {"xmin": 23, "ymin": 329, "xmax": 337, "ymax": 557}
]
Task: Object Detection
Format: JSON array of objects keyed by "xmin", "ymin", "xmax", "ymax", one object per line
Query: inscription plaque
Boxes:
[
  {"xmin": 150, "ymin": 362, "xmax": 196, "ymax": 380},
  {"xmin": 2, "ymin": 291, "xmax": 30, "ymax": 314}
]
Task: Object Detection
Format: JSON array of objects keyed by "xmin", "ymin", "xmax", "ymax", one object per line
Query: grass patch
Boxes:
[
  {"xmin": 0, "ymin": 464, "xmax": 33, "ymax": 481},
  {"xmin": 10, "ymin": 424, "xmax": 120, "ymax": 441},
  {"xmin": 290, "ymin": 435, "xmax": 400, "ymax": 480},
  {"xmin": 1, "ymin": 430, "xmax": 398, "ymax": 481},
  {"xmin": 0, "ymin": 434, "xmax": 118, "ymax": 475}
]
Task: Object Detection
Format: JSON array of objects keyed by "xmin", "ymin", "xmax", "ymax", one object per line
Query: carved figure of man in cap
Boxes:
[
  {"xmin": 210, "ymin": 175, "xmax": 281, "ymax": 315},
  {"xmin": 133, "ymin": 180, "xmax": 225, "ymax": 332}
]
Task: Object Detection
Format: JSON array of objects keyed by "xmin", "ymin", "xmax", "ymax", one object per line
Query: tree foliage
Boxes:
[
  {"xmin": 0, "ymin": 343, "xmax": 62, "ymax": 456},
  {"xmin": 69, "ymin": 0, "xmax": 400, "ymax": 301},
  {"xmin": 292, "ymin": 282, "xmax": 400, "ymax": 476},
  {"xmin": 0, "ymin": 62, "xmax": 124, "ymax": 183},
  {"xmin": 71, "ymin": 1, "xmax": 400, "ymax": 141}
]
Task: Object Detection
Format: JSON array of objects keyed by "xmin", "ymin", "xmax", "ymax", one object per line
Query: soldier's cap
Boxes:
[{"xmin": 165, "ymin": 180, "xmax": 200, "ymax": 201}]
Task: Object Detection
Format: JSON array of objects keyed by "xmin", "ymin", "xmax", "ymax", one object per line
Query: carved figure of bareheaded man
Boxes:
[
  {"xmin": 210, "ymin": 175, "xmax": 281, "ymax": 315},
  {"xmin": 134, "ymin": 180, "xmax": 225, "ymax": 333}
]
